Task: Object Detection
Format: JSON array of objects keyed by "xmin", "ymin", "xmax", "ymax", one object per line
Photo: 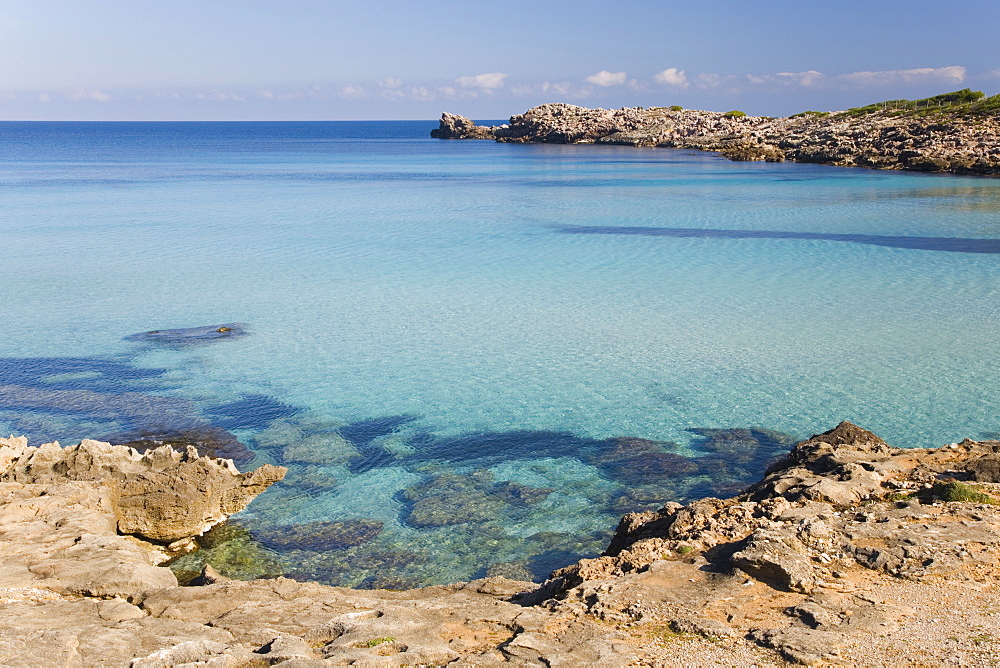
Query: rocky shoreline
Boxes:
[
  {"xmin": 4, "ymin": 423, "xmax": 1000, "ymax": 665},
  {"xmin": 431, "ymin": 99, "xmax": 1000, "ymax": 175}
]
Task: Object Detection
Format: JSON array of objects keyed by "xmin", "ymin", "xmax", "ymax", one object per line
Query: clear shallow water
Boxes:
[{"xmin": 1, "ymin": 121, "xmax": 998, "ymax": 586}]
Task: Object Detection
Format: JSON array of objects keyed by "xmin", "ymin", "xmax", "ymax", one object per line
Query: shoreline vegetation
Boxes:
[
  {"xmin": 6, "ymin": 423, "xmax": 1000, "ymax": 664},
  {"xmin": 431, "ymin": 88, "xmax": 1000, "ymax": 176}
]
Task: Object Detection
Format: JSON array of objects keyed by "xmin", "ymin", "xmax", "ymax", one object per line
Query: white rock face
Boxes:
[{"xmin": 0, "ymin": 437, "xmax": 286, "ymax": 542}]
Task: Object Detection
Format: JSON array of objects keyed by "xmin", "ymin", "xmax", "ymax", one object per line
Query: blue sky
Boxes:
[{"xmin": 1, "ymin": 0, "xmax": 998, "ymax": 120}]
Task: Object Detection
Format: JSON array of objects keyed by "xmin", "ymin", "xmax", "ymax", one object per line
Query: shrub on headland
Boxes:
[
  {"xmin": 669, "ymin": 105, "xmax": 683, "ymax": 111},
  {"xmin": 840, "ymin": 89, "xmax": 995, "ymax": 118},
  {"xmin": 921, "ymin": 481, "xmax": 998, "ymax": 505},
  {"xmin": 723, "ymin": 110, "xmax": 746, "ymax": 118}
]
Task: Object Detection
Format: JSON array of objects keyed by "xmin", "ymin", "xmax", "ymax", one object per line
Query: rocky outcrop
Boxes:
[
  {"xmin": 6, "ymin": 425, "xmax": 1000, "ymax": 665},
  {"xmin": 0, "ymin": 436, "xmax": 286, "ymax": 543},
  {"xmin": 526, "ymin": 422, "xmax": 1000, "ymax": 663},
  {"xmin": 498, "ymin": 103, "xmax": 650, "ymax": 144},
  {"xmin": 429, "ymin": 112, "xmax": 499, "ymax": 140},
  {"xmin": 433, "ymin": 103, "xmax": 1000, "ymax": 175},
  {"xmin": 0, "ymin": 437, "xmax": 643, "ymax": 666}
]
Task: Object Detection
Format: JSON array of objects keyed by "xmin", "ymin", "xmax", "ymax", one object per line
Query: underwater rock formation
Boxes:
[
  {"xmin": 124, "ymin": 323, "xmax": 249, "ymax": 346},
  {"xmin": 401, "ymin": 470, "xmax": 552, "ymax": 528},
  {"xmin": 254, "ymin": 519, "xmax": 384, "ymax": 551},
  {"xmin": 206, "ymin": 394, "xmax": 300, "ymax": 430}
]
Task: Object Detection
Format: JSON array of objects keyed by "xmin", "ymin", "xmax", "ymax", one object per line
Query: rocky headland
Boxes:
[
  {"xmin": 432, "ymin": 90, "xmax": 1000, "ymax": 175},
  {"xmin": 4, "ymin": 423, "xmax": 1000, "ymax": 666}
]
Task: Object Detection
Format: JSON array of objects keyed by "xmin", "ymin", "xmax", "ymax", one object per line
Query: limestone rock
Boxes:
[
  {"xmin": 7, "ymin": 427, "xmax": 1000, "ymax": 666},
  {"xmin": 750, "ymin": 627, "xmax": 846, "ymax": 666},
  {"xmin": 0, "ymin": 480, "xmax": 177, "ymax": 601},
  {"xmin": 743, "ymin": 421, "xmax": 893, "ymax": 505},
  {"xmin": 430, "ymin": 112, "xmax": 497, "ymax": 139},
  {"xmin": 731, "ymin": 529, "xmax": 818, "ymax": 593},
  {"xmin": 130, "ymin": 639, "xmax": 255, "ymax": 667},
  {"xmin": 0, "ymin": 437, "xmax": 286, "ymax": 542},
  {"xmin": 432, "ymin": 102, "xmax": 1000, "ymax": 175},
  {"xmin": 965, "ymin": 453, "xmax": 1000, "ymax": 481}
]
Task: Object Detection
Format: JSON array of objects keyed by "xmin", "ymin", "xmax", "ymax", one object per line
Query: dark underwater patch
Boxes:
[
  {"xmin": 558, "ymin": 224, "xmax": 1000, "ymax": 254},
  {"xmin": 339, "ymin": 415, "xmax": 418, "ymax": 448},
  {"xmin": 123, "ymin": 323, "xmax": 249, "ymax": 346},
  {"xmin": 0, "ymin": 384, "xmax": 196, "ymax": 423},
  {"xmin": 253, "ymin": 519, "xmax": 384, "ymax": 551},
  {"xmin": 206, "ymin": 394, "xmax": 301, "ymax": 430},
  {"xmin": 338, "ymin": 415, "xmax": 418, "ymax": 473},
  {"xmin": 407, "ymin": 429, "xmax": 609, "ymax": 465},
  {"xmin": 398, "ymin": 470, "xmax": 553, "ymax": 529},
  {"xmin": 0, "ymin": 356, "xmax": 169, "ymax": 391}
]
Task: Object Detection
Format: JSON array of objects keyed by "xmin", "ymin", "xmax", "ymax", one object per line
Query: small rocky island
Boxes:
[
  {"xmin": 5, "ymin": 423, "xmax": 1000, "ymax": 665},
  {"xmin": 432, "ymin": 89, "xmax": 1000, "ymax": 175}
]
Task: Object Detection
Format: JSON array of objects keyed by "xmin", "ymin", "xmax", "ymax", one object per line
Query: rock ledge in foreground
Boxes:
[{"xmin": 0, "ymin": 436, "xmax": 286, "ymax": 543}]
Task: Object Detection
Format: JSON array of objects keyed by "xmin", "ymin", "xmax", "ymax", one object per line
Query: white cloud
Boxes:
[
  {"xmin": 776, "ymin": 70, "xmax": 825, "ymax": 86},
  {"xmin": 379, "ymin": 77, "xmax": 403, "ymax": 88},
  {"xmin": 36, "ymin": 93, "xmax": 51, "ymax": 102},
  {"xmin": 653, "ymin": 67, "xmax": 688, "ymax": 87},
  {"xmin": 194, "ymin": 90, "xmax": 246, "ymax": 102},
  {"xmin": 696, "ymin": 73, "xmax": 722, "ymax": 88},
  {"xmin": 838, "ymin": 66, "xmax": 966, "ymax": 86},
  {"xmin": 745, "ymin": 70, "xmax": 825, "ymax": 87},
  {"xmin": 339, "ymin": 85, "xmax": 366, "ymax": 100},
  {"xmin": 507, "ymin": 80, "xmax": 596, "ymax": 99},
  {"xmin": 68, "ymin": 88, "xmax": 111, "ymax": 102},
  {"xmin": 408, "ymin": 86, "xmax": 434, "ymax": 101},
  {"xmin": 456, "ymin": 72, "xmax": 507, "ymax": 89},
  {"xmin": 585, "ymin": 70, "xmax": 627, "ymax": 87}
]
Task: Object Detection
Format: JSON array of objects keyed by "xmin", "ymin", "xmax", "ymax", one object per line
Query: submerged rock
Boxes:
[
  {"xmin": 170, "ymin": 522, "xmax": 283, "ymax": 584},
  {"xmin": 400, "ymin": 469, "xmax": 557, "ymax": 528},
  {"xmin": 281, "ymin": 433, "xmax": 360, "ymax": 465},
  {"xmin": 597, "ymin": 451, "xmax": 701, "ymax": 485},
  {"xmin": 689, "ymin": 427, "xmax": 795, "ymax": 466},
  {"xmin": 124, "ymin": 323, "xmax": 249, "ymax": 346},
  {"xmin": 402, "ymin": 471, "xmax": 502, "ymax": 527},
  {"xmin": 0, "ymin": 384, "xmax": 195, "ymax": 423},
  {"xmin": 254, "ymin": 519, "xmax": 384, "ymax": 551},
  {"xmin": 206, "ymin": 394, "xmax": 301, "ymax": 430}
]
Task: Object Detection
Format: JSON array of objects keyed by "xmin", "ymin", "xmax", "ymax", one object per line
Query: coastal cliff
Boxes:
[
  {"xmin": 4, "ymin": 425, "xmax": 1000, "ymax": 665},
  {"xmin": 432, "ymin": 90, "xmax": 1000, "ymax": 175}
]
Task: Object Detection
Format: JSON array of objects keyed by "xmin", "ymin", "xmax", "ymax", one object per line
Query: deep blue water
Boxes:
[{"xmin": 1, "ymin": 121, "xmax": 998, "ymax": 586}]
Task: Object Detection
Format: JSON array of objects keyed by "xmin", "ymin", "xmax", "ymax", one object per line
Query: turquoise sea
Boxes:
[{"xmin": 1, "ymin": 120, "xmax": 998, "ymax": 586}]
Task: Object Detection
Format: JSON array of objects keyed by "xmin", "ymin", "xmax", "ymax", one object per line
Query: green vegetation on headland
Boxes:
[{"xmin": 838, "ymin": 88, "xmax": 1000, "ymax": 118}]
